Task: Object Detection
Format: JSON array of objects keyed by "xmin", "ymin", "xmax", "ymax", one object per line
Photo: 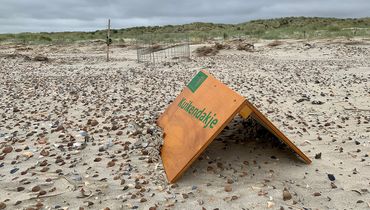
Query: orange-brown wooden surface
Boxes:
[
  {"xmin": 158, "ymin": 70, "xmax": 245, "ymax": 182},
  {"xmin": 242, "ymin": 101, "xmax": 312, "ymax": 164},
  {"xmin": 158, "ymin": 70, "xmax": 311, "ymax": 183}
]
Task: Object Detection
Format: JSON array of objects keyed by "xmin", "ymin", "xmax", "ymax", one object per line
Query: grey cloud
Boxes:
[{"xmin": 0, "ymin": 0, "xmax": 369, "ymax": 33}]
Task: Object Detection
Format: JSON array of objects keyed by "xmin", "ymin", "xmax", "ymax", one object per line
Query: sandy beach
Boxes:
[{"xmin": 0, "ymin": 38, "xmax": 369, "ymax": 210}]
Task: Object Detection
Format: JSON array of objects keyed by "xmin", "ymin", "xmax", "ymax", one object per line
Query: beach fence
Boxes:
[{"xmin": 136, "ymin": 33, "xmax": 190, "ymax": 64}]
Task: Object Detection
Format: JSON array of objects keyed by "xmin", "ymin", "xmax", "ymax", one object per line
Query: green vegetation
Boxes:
[{"xmin": 1, "ymin": 17, "xmax": 369, "ymax": 44}]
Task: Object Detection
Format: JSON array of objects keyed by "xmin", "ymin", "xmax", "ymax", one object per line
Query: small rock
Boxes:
[
  {"xmin": 331, "ymin": 182, "xmax": 337, "ymax": 189},
  {"xmin": 17, "ymin": 186, "xmax": 25, "ymax": 192},
  {"xmin": 312, "ymin": 100, "xmax": 324, "ymax": 105},
  {"xmin": 32, "ymin": 185, "xmax": 41, "ymax": 192},
  {"xmin": 267, "ymin": 201, "xmax": 275, "ymax": 208},
  {"xmin": 0, "ymin": 202, "xmax": 6, "ymax": 209},
  {"xmin": 140, "ymin": 198, "xmax": 147, "ymax": 203},
  {"xmin": 283, "ymin": 188, "xmax": 292, "ymax": 201},
  {"xmin": 107, "ymin": 161, "xmax": 115, "ymax": 167},
  {"xmin": 170, "ymin": 183, "xmax": 179, "ymax": 188},
  {"xmin": 328, "ymin": 174, "xmax": 335, "ymax": 181},
  {"xmin": 84, "ymin": 201, "xmax": 94, "ymax": 206},
  {"xmin": 40, "ymin": 150, "xmax": 49, "ymax": 156},
  {"xmin": 79, "ymin": 131, "xmax": 87, "ymax": 137},
  {"xmin": 40, "ymin": 167, "xmax": 49, "ymax": 172},
  {"xmin": 227, "ymin": 179, "xmax": 234, "ymax": 184},
  {"xmin": 90, "ymin": 120, "xmax": 99, "ymax": 126},
  {"xmin": 315, "ymin": 153, "xmax": 322, "ymax": 159},
  {"xmin": 224, "ymin": 185, "xmax": 232, "ymax": 192},
  {"xmin": 182, "ymin": 193, "xmax": 189, "ymax": 199},
  {"xmin": 10, "ymin": 168, "xmax": 19, "ymax": 174},
  {"xmin": 313, "ymin": 192, "xmax": 321, "ymax": 196},
  {"xmin": 39, "ymin": 190, "xmax": 47, "ymax": 196},
  {"xmin": 2, "ymin": 146, "xmax": 13, "ymax": 153},
  {"xmin": 33, "ymin": 55, "xmax": 48, "ymax": 61}
]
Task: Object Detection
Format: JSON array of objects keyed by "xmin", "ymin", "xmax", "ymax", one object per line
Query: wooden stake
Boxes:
[{"xmin": 107, "ymin": 19, "xmax": 111, "ymax": 62}]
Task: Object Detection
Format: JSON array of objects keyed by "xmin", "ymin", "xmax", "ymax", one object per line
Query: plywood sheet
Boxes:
[
  {"xmin": 158, "ymin": 70, "xmax": 245, "ymax": 182},
  {"xmin": 158, "ymin": 70, "xmax": 311, "ymax": 183}
]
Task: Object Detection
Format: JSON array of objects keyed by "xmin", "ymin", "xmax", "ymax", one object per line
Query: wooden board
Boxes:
[
  {"xmin": 158, "ymin": 70, "xmax": 311, "ymax": 183},
  {"xmin": 241, "ymin": 101, "xmax": 312, "ymax": 164}
]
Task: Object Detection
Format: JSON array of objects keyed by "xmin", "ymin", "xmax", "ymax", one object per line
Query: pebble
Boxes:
[
  {"xmin": 331, "ymin": 182, "xmax": 337, "ymax": 189},
  {"xmin": 17, "ymin": 186, "xmax": 25, "ymax": 192},
  {"xmin": 328, "ymin": 174, "xmax": 335, "ymax": 181},
  {"xmin": 32, "ymin": 185, "xmax": 41, "ymax": 192},
  {"xmin": 107, "ymin": 161, "xmax": 115, "ymax": 167},
  {"xmin": 140, "ymin": 198, "xmax": 147, "ymax": 202},
  {"xmin": 90, "ymin": 119, "xmax": 99, "ymax": 126},
  {"xmin": 0, "ymin": 202, "xmax": 6, "ymax": 209},
  {"xmin": 2, "ymin": 146, "xmax": 13, "ymax": 153},
  {"xmin": 313, "ymin": 192, "xmax": 321, "ymax": 196},
  {"xmin": 283, "ymin": 188, "xmax": 292, "ymax": 201},
  {"xmin": 22, "ymin": 151, "xmax": 33, "ymax": 158},
  {"xmin": 10, "ymin": 168, "xmax": 19, "ymax": 174},
  {"xmin": 315, "ymin": 153, "xmax": 322, "ymax": 159},
  {"xmin": 39, "ymin": 190, "xmax": 47, "ymax": 196},
  {"xmin": 40, "ymin": 149, "xmax": 49, "ymax": 156},
  {"xmin": 267, "ymin": 201, "xmax": 275, "ymax": 208},
  {"xmin": 224, "ymin": 185, "xmax": 232, "ymax": 192}
]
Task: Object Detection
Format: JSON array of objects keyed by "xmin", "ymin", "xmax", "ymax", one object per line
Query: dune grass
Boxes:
[{"xmin": 0, "ymin": 17, "xmax": 369, "ymax": 45}]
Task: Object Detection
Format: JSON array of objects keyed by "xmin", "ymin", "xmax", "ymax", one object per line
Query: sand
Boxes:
[{"xmin": 0, "ymin": 38, "xmax": 369, "ymax": 210}]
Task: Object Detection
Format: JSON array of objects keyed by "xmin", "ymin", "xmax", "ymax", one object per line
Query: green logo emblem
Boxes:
[{"xmin": 187, "ymin": 71, "xmax": 208, "ymax": 93}]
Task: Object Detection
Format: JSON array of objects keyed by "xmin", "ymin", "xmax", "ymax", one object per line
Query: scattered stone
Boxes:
[
  {"xmin": 10, "ymin": 168, "xmax": 19, "ymax": 174},
  {"xmin": 32, "ymin": 185, "xmax": 41, "ymax": 192},
  {"xmin": 17, "ymin": 186, "xmax": 25, "ymax": 192},
  {"xmin": 107, "ymin": 161, "xmax": 115, "ymax": 167},
  {"xmin": 182, "ymin": 193, "xmax": 189, "ymax": 199},
  {"xmin": 283, "ymin": 188, "xmax": 292, "ymax": 201},
  {"xmin": 267, "ymin": 201, "xmax": 275, "ymax": 208},
  {"xmin": 331, "ymin": 182, "xmax": 337, "ymax": 189},
  {"xmin": 33, "ymin": 55, "xmax": 49, "ymax": 62},
  {"xmin": 313, "ymin": 192, "xmax": 321, "ymax": 196},
  {"xmin": 328, "ymin": 174, "xmax": 335, "ymax": 181},
  {"xmin": 22, "ymin": 151, "xmax": 33, "ymax": 158},
  {"xmin": 224, "ymin": 185, "xmax": 232, "ymax": 192},
  {"xmin": 312, "ymin": 100, "xmax": 324, "ymax": 105},
  {"xmin": 0, "ymin": 202, "xmax": 6, "ymax": 209},
  {"xmin": 197, "ymin": 199, "xmax": 204, "ymax": 205},
  {"xmin": 40, "ymin": 167, "xmax": 49, "ymax": 172},
  {"xmin": 2, "ymin": 146, "xmax": 13, "ymax": 153},
  {"xmin": 40, "ymin": 150, "xmax": 49, "ymax": 156},
  {"xmin": 315, "ymin": 153, "xmax": 322, "ymax": 159},
  {"xmin": 39, "ymin": 190, "xmax": 47, "ymax": 196},
  {"xmin": 140, "ymin": 198, "xmax": 147, "ymax": 203},
  {"xmin": 90, "ymin": 119, "xmax": 99, "ymax": 126}
]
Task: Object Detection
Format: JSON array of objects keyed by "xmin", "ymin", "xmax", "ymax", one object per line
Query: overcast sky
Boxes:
[{"xmin": 0, "ymin": 0, "xmax": 369, "ymax": 33}]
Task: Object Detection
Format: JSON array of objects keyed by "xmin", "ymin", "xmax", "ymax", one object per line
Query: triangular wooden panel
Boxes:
[{"xmin": 158, "ymin": 70, "xmax": 311, "ymax": 183}]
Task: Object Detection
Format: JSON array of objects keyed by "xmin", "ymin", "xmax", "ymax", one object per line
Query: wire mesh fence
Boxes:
[{"xmin": 136, "ymin": 33, "xmax": 190, "ymax": 64}]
